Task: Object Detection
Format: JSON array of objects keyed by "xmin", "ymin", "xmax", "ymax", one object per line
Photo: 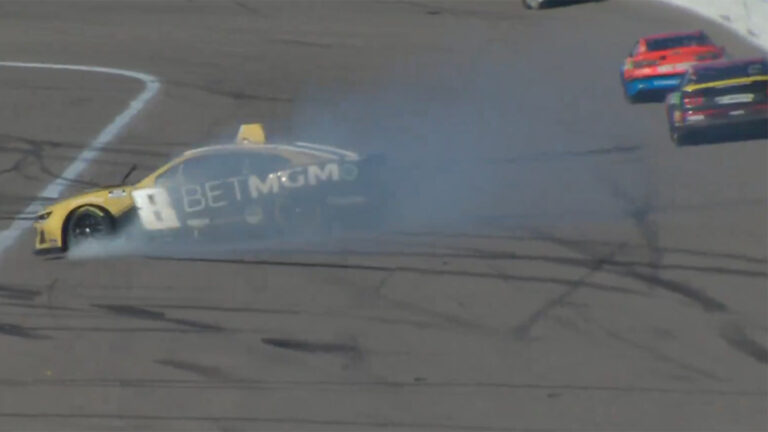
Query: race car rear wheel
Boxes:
[
  {"xmin": 273, "ymin": 197, "xmax": 329, "ymax": 237},
  {"xmin": 65, "ymin": 206, "xmax": 115, "ymax": 250},
  {"xmin": 670, "ymin": 127, "xmax": 692, "ymax": 146}
]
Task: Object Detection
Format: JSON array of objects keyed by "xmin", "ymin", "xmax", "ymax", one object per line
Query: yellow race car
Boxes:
[{"xmin": 34, "ymin": 124, "xmax": 382, "ymax": 254}]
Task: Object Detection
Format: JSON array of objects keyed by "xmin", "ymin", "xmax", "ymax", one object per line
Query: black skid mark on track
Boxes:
[
  {"xmin": 597, "ymin": 324, "xmax": 723, "ymax": 382},
  {"xmin": 447, "ymin": 246, "xmax": 766, "ymax": 279},
  {"xmin": 0, "ymin": 285, "xmax": 41, "ymax": 301},
  {"xmin": 0, "ymin": 323, "xmax": 51, "ymax": 340},
  {"xmin": 0, "ymin": 135, "xmax": 98, "ymax": 187},
  {"xmin": 0, "ymin": 412, "xmax": 519, "ymax": 432},
  {"xmin": 155, "ymin": 359, "xmax": 237, "ymax": 380},
  {"xmin": 165, "ymin": 80, "xmax": 293, "ymax": 103},
  {"xmin": 208, "ymin": 243, "xmax": 765, "ymax": 279},
  {"xmin": 150, "ymin": 256, "xmax": 643, "ymax": 298},
  {"xmin": 0, "ymin": 302, "xmax": 80, "ymax": 312},
  {"xmin": 231, "ymin": 0, "xmax": 260, "ymax": 15},
  {"xmin": 1, "ymin": 376, "xmax": 762, "ymax": 396},
  {"xmin": 540, "ymin": 235, "xmax": 728, "ymax": 313},
  {"xmin": 660, "ymin": 245, "xmax": 766, "ymax": 265},
  {"xmin": 393, "ymin": 231, "xmax": 767, "ymax": 265},
  {"xmin": 282, "ymin": 238, "xmax": 764, "ymax": 279},
  {"xmin": 0, "ymin": 134, "xmax": 171, "ymax": 158},
  {"xmin": 0, "ymin": 153, "xmax": 30, "ymax": 179},
  {"xmin": 719, "ymin": 323, "xmax": 768, "ymax": 364},
  {"xmin": 92, "ymin": 304, "xmax": 223, "ymax": 331},
  {"xmin": 262, "ymin": 337, "xmax": 361, "ymax": 357},
  {"xmin": 262, "ymin": 337, "xmax": 364, "ymax": 371},
  {"xmin": 512, "ymin": 244, "xmax": 628, "ymax": 340},
  {"xmin": 271, "ymin": 38, "xmax": 336, "ymax": 49},
  {"xmin": 621, "ymin": 270, "xmax": 727, "ymax": 312},
  {"xmin": 137, "ymin": 302, "xmax": 440, "ymax": 331},
  {"xmin": 374, "ymin": 271, "xmax": 497, "ymax": 334},
  {"xmin": 593, "ymin": 167, "xmax": 663, "ymax": 279}
]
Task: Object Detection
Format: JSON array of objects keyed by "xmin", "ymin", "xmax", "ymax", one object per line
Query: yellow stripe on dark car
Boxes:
[{"xmin": 684, "ymin": 75, "xmax": 768, "ymax": 92}]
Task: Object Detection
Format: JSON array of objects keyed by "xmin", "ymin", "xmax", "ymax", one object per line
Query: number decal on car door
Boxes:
[{"xmin": 131, "ymin": 188, "xmax": 182, "ymax": 230}]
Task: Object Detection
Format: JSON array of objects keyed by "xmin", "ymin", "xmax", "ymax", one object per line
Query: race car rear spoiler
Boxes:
[{"xmin": 236, "ymin": 123, "xmax": 266, "ymax": 145}]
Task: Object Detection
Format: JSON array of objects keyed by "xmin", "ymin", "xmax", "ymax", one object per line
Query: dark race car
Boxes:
[{"xmin": 665, "ymin": 57, "xmax": 768, "ymax": 145}]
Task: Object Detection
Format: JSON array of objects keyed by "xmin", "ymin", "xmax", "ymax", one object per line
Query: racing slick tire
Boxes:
[
  {"xmin": 64, "ymin": 206, "xmax": 115, "ymax": 251},
  {"xmin": 273, "ymin": 197, "xmax": 330, "ymax": 238},
  {"xmin": 670, "ymin": 127, "xmax": 694, "ymax": 146}
]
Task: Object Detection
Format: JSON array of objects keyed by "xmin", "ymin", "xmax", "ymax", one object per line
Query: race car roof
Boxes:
[
  {"xmin": 642, "ymin": 30, "xmax": 705, "ymax": 42},
  {"xmin": 181, "ymin": 143, "xmax": 359, "ymax": 161},
  {"xmin": 689, "ymin": 57, "xmax": 768, "ymax": 72}
]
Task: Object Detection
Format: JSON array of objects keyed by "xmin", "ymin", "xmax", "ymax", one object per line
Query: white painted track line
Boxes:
[{"xmin": 0, "ymin": 62, "xmax": 160, "ymax": 255}]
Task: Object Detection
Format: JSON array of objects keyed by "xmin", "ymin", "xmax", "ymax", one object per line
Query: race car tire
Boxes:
[
  {"xmin": 64, "ymin": 206, "xmax": 115, "ymax": 251},
  {"xmin": 273, "ymin": 197, "xmax": 330, "ymax": 237},
  {"xmin": 670, "ymin": 127, "xmax": 693, "ymax": 146},
  {"xmin": 523, "ymin": 0, "xmax": 544, "ymax": 10}
]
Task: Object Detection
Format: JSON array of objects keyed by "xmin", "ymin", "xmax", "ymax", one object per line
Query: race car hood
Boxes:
[{"xmin": 36, "ymin": 185, "xmax": 137, "ymax": 221}]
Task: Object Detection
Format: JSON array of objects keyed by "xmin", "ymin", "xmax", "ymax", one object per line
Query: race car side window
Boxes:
[
  {"xmin": 630, "ymin": 42, "xmax": 640, "ymax": 57},
  {"xmin": 180, "ymin": 154, "xmax": 248, "ymax": 184},
  {"xmin": 244, "ymin": 153, "xmax": 292, "ymax": 177},
  {"xmin": 646, "ymin": 34, "xmax": 711, "ymax": 51}
]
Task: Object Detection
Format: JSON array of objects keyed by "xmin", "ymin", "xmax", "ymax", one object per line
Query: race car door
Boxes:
[{"xmin": 133, "ymin": 150, "xmax": 293, "ymax": 232}]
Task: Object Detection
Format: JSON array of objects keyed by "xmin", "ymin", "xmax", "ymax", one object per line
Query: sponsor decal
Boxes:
[
  {"xmin": 656, "ymin": 63, "xmax": 692, "ymax": 73},
  {"xmin": 653, "ymin": 77, "xmax": 682, "ymax": 86},
  {"xmin": 182, "ymin": 162, "xmax": 356, "ymax": 213},
  {"xmin": 132, "ymin": 162, "xmax": 358, "ymax": 230},
  {"xmin": 716, "ymin": 94, "xmax": 754, "ymax": 104},
  {"xmin": 108, "ymin": 189, "xmax": 127, "ymax": 198}
]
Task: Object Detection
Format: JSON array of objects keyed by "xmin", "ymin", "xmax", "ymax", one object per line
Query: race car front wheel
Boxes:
[{"xmin": 65, "ymin": 206, "xmax": 115, "ymax": 250}]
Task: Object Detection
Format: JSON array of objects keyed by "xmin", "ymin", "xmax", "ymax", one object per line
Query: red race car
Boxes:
[{"xmin": 621, "ymin": 30, "xmax": 724, "ymax": 103}]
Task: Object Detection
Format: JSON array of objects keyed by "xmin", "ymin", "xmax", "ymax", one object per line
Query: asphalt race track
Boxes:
[{"xmin": 0, "ymin": 1, "xmax": 766, "ymax": 431}]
